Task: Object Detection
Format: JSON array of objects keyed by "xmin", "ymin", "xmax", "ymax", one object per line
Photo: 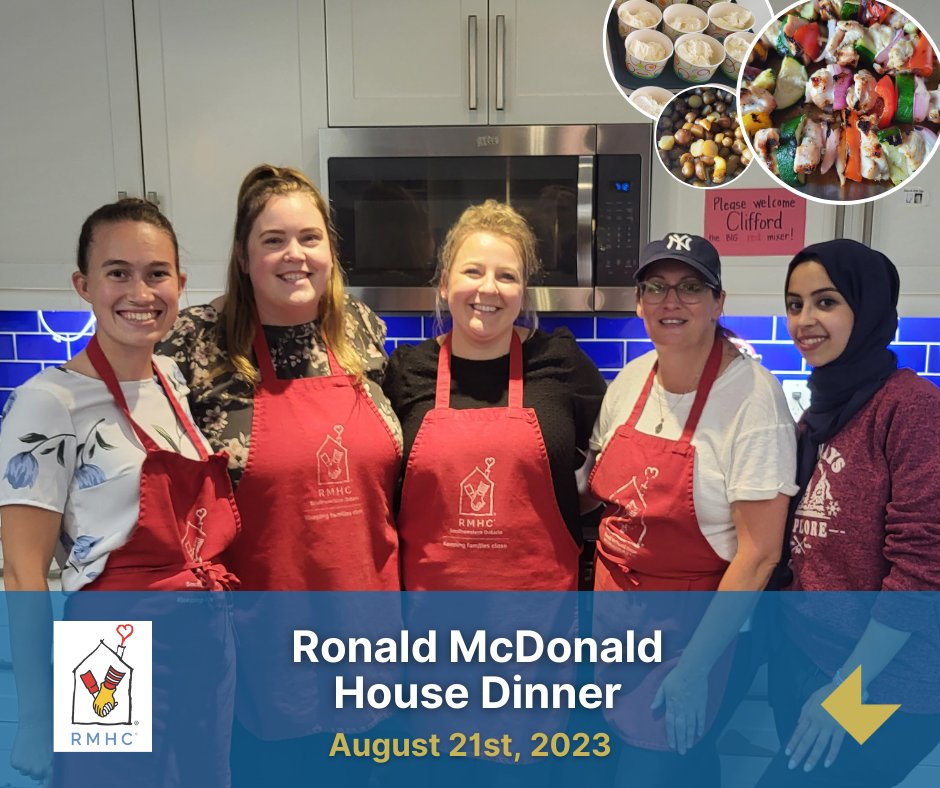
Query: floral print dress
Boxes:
[
  {"xmin": 156, "ymin": 297, "xmax": 402, "ymax": 487},
  {"xmin": 0, "ymin": 357, "xmax": 209, "ymax": 590}
]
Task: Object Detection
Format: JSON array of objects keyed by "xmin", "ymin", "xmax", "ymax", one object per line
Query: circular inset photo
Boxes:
[
  {"xmin": 655, "ymin": 84, "xmax": 753, "ymax": 187},
  {"xmin": 603, "ymin": 0, "xmax": 774, "ymax": 118},
  {"xmin": 738, "ymin": 0, "xmax": 940, "ymax": 203}
]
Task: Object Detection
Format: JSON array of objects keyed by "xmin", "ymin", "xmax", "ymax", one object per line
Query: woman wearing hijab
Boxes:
[{"xmin": 757, "ymin": 239, "xmax": 940, "ymax": 787}]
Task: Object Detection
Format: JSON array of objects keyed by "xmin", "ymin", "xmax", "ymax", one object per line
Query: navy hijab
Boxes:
[{"xmin": 774, "ymin": 239, "xmax": 899, "ymax": 586}]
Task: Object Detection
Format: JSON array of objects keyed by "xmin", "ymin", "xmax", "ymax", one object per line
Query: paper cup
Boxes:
[
  {"xmin": 673, "ymin": 33, "xmax": 725, "ymax": 83},
  {"xmin": 618, "ymin": 0, "xmax": 662, "ymax": 38},
  {"xmin": 629, "ymin": 85, "xmax": 675, "ymax": 119},
  {"xmin": 625, "ymin": 29, "xmax": 674, "ymax": 79},
  {"xmin": 662, "ymin": 4, "xmax": 708, "ymax": 42},
  {"xmin": 721, "ymin": 31, "xmax": 755, "ymax": 80},
  {"xmin": 706, "ymin": 1, "xmax": 755, "ymax": 41}
]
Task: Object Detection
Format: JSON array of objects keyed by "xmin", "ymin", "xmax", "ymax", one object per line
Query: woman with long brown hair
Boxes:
[{"xmin": 159, "ymin": 164, "xmax": 402, "ymax": 785}]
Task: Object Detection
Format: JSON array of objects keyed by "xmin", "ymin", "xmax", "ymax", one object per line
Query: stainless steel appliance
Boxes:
[{"xmin": 319, "ymin": 124, "xmax": 651, "ymax": 312}]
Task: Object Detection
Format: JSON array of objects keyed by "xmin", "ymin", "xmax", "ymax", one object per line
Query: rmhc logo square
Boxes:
[{"xmin": 53, "ymin": 621, "xmax": 153, "ymax": 753}]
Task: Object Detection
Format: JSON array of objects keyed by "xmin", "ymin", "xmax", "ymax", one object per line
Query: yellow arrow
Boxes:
[{"xmin": 821, "ymin": 666, "xmax": 900, "ymax": 745}]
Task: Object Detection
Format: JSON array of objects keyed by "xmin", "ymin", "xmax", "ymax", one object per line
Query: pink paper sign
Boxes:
[{"xmin": 704, "ymin": 189, "xmax": 806, "ymax": 256}]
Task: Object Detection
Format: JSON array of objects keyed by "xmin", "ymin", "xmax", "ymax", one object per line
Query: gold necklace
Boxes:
[{"xmin": 653, "ymin": 378, "xmax": 695, "ymax": 435}]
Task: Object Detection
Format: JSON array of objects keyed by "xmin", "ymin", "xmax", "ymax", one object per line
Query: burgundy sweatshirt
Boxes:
[{"xmin": 786, "ymin": 369, "xmax": 940, "ymax": 711}]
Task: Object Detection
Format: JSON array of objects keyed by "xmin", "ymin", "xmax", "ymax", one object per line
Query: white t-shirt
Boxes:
[
  {"xmin": 590, "ymin": 350, "xmax": 799, "ymax": 561},
  {"xmin": 0, "ymin": 356, "xmax": 210, "ymax": 590}
]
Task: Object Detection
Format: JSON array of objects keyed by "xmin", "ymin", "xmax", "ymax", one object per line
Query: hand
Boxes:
[
  {"xmin": 651, "ymin": 664, "xmax": 708, "ymax": 755},
  {"xmin": 785, "ymin": 683, "xmax": 846, "ymax": 772},
  {"xmin": 93, "ymin": 686, "xmax": 118, "ymax": 717},
  {"xmin": 599, "ymin": 520, "xmax": 632, "ymax": 560},
  {"xmin": 11, "ymin": 719, "xmax": 52, "ymax": 784}
]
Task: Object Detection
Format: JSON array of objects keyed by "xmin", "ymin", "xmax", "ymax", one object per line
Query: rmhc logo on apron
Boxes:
[{"xmin": 53, "ymin": 621, "xmax": 153, "ymax": 752}]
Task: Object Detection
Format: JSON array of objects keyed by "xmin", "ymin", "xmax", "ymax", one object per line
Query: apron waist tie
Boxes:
[{"xmin": 191, "ymin": 561, "xmax": 240, "ymax": 591}]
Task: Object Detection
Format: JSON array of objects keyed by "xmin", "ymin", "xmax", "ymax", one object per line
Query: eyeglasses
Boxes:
[{"xmin": 637, "ymin": 279, "xmax": 717, "ymax": 305}]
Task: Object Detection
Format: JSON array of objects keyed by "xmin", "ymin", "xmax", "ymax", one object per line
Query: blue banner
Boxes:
[{"xmin": 1, "ymin": 591, "xmax": 938, "ymax": 787}]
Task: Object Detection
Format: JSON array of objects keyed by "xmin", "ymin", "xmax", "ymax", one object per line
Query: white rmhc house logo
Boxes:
[
  {"xmin": 53, "ymin": 620, "xmax": 153, "ymax": 753},
  {"xmin": 666, "ymin": 233, "xmax": 693, "ymax": 251}
]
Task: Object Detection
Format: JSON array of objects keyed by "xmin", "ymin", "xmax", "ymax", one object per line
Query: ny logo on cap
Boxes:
[{"xmin": 666, "ymin": 234, "xmax": 693, "ymax": 251}]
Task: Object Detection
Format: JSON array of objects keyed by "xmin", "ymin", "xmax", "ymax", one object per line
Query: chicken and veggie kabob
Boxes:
[{"xmin": 739, "ymin": 0, "xmax": 938, "ymax": 189}]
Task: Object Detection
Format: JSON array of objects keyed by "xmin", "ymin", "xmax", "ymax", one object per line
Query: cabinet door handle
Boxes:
[
  {"xmin": 495, "ymin": 14, "xmax": 506, "ymax": 111},
  {"xmin": 117, "ymin": 191, "xmax": 128, "ymax": 200},
  {"xmin": 146, "ymin": 191, "xmax": 161, "ymax": 207},
  {"xmin": 468, "ymin": 15, "xmax": 478, "ymax": 111}
]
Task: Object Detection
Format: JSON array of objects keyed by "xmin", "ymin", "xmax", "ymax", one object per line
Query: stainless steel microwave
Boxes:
[{"xmin": 318, "ymin": 124, "xmax": 651, "ymax": 313}]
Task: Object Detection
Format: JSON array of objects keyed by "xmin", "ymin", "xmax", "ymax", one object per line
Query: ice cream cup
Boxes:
[
  {"xmin": 662, "ymin": 4, "xmax": 708, "ymax": 43},
  {"xmin": 618, "ymin": 0, "xmax": 663, "ymax": 38},
  {"xmin": 625, "ymin": 29, "xmax": 674, "ymax": 79},
  {"xmin": 672, "ymin": 32, "xmax": 725, "ymax": 83},
  {"xmin": 629, "ymin": 85, "xmax": 675, "ymax": 119},
  {"xmin": 721, "ymin": 30, "xmax": 755, "ymax": 80},
  {"xmin": 706, "ymin": 1, "xmax": 755, "ymax": 41}
]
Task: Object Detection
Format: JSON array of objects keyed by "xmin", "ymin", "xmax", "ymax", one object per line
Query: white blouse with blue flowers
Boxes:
[{"xmin": 0, "ymin": 356, "xmax": 209, "ymax": 590}]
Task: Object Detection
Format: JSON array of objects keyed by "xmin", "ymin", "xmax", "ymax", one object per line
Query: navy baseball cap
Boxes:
[{"xmin": 636, "ymin": 233, "xmax": 722, "ymax": 290}]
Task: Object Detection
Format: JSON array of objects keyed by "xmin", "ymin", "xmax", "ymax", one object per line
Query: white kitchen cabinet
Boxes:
[
  {"xmin": 0, "ymin": 0, "xmax": 329, "ymax": 309},
  {"xmin": 0, "ymin": 0, "xmax": 142, "ymax": 310},
  {"xmin": 325, "ymin": 0, "xmax": 629, "ymax": 126},
  {"xmin": 134, "ymin": 0, "xmax": 329, "ymax": 301}
]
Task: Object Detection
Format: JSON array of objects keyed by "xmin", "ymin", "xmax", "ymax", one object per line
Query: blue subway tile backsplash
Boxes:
[
  {"xmin": 2, "ymin": 312, "xmax": 940, "ymax": 424},
  {"xmin": 0, "ymin": 312, "xmax": 39, "ymax": 333},
  {"xmin": 890, "ymin": 344, "xmax": 929, "ymax": 374},
  {"xmin": 15, "ymin": 333, "xmax": 71, "ymax": 363},
  {"xmin": 0, "ymin": 362, "xmax": 43, "ymax": 389}
]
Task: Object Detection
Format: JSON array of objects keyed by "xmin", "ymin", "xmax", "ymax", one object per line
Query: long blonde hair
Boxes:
[{"xmin": 218, "ymin": 164, "xmax": 362, "ymax": 384}]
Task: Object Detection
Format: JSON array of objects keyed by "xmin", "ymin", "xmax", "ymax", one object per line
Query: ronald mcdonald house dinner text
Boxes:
[{"xmin": 293, "ymin": 629, "xmax": 662, "ymax": 710}]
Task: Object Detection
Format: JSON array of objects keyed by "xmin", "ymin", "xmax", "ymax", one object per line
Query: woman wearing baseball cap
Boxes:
[
  {"xmin": 583, "ymin": 232, "xmax": 798, "ymax": 786},
  {"xmin": 755, "ymin": 239, "xmax": 940, "ymax": 786}
]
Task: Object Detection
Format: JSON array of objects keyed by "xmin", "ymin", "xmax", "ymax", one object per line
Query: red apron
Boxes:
[
  {"xmin": 227, "ymin": 323, "xmax": 400, "ymax": 590},
  {"xmin": 589, "ymin": 337, "xmax": 733, "ymax": 749},
  {"xmin": 397, "ymin": 331, "xmax": 580, "ymax": 590},
  {"xmin": 397, "ymin": 331, "xmax": 579, "ymax": 761},
  {"xmin": 84, "ymin": 336, "xmax": 240, "ymax": 591},
  {"xmin": 228, "ymin": 323, "xmax": 401, "ymax": 740}
]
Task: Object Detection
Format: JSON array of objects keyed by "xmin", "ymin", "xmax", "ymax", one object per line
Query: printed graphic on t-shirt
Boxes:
[
  {"xmin": 445, "ymin": 457, "xmax": 506, "ymax": 551},
  {"xmin": 606, "ymin": 466, "xmax": 659, "ymax": 549},
  {"xmin": 792, "ymin": 444, "xmax": 845, "ymax": 555},
  {"xmin": 304, "ymin": 424, "xmax": 363, "ymax": 523}
]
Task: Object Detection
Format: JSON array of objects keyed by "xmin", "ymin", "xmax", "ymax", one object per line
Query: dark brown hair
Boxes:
[{"xmin": 76, "ymin": 198, "xmax": 179, "ymax": 274}]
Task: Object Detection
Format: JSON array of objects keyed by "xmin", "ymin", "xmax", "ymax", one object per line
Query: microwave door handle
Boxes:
[
  {"xmin": 576, "ymin": 155, "xmax": 594, "ymax": 288},
  {"xmin": 495, "ymin": 14, "xmax": 506, "ymax": 111},
  {"xmin": 468, "ymin": 15, "xmax": 478, "ymax": 111}
]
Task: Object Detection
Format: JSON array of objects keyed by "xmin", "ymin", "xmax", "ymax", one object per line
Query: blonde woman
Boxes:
[{"xmin": 384, "ymin": 199, "xmax": 606, "ymax": 590}]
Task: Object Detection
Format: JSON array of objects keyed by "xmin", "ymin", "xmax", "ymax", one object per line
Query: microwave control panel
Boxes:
[{"xmin": 595, "ymin": 154, "xmax": 643, "ymax": 287}]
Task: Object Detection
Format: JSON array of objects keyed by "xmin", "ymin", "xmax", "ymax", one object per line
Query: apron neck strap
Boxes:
[
  {"xmin": 681, "ymin": 336, "xmax": 724, "ymax": 442},
  {"xmin": 252, "ymin": 314, "xmax": 343, "ymax": 383},
  {"xmin": 627, "ymin": 336, "xmax": 725, "ymax": 443},
  {"xmin": 435, "ymin": 331, "xmax": 524, "ymax": 409},
  {"xmin": 86, "ymin": 335, "xmax": 208, "ymax": 459}
]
